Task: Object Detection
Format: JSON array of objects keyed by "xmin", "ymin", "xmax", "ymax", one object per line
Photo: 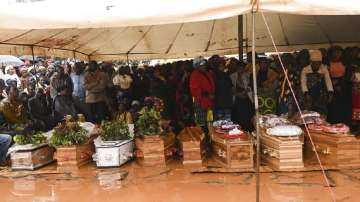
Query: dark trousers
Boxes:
[
  {"xmin": 0, "ymin": 134, "xmax": 11, "ymax": 164},
  {"xmin": 88, "ymin": 102, "xmax": 106, "ymax": 124},
  {"xmin": 74, "ymin": 97, "xmax": 92, "ymax": 122},
  {"xmin": 232, "ymin": 96, "xmax": 255, "ymax": 132}
]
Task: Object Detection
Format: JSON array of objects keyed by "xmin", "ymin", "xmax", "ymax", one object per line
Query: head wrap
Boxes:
[
  {"xmin": 131, "ymin": 100, "xmax": 140, "ymax": 106},
  {"xmin": 137, "ymin": 64, "xmax": 145, "ymax": 70},
  {"xmin": 193, "ymin": 56, "xmax": 207, "ymax": 68},
  {"xmin": 310, "ymin": 50, "xmax": 322, "ymax": 62},
  {"xmin": 5, "ymin": 65, "xmax": 13, "ymax": 74}
]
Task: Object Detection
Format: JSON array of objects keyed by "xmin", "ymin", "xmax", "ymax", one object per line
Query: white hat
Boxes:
[
  {"xmin": 5, "ymin": 65, "xmax": 14, "ymax": 73},
  {"xmin": 193, "ymin": 56, "xmax": 207, "ymax": 68},
  {"xmin": 137, "ymin": 64, "xmax": 145, "ymax": 70},
  {"xmin": 310, "ymin": 50, "xmax": 322, "ymax": 62}
]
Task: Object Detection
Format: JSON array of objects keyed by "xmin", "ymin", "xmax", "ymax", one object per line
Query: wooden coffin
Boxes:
[
  {"xmin": 178, "ymin": 127, "xmax": 205, "ymax": 165},
  {"xmin": 304, "ymin": 131, "xmax": 360, "ymax": 168},
  {"xmin": 260, "ymin": 129, "xmax": 304, "ymax": 170},
  {"xmin": 135, "ymin": 133, "xmax": 176, "ymax": 166},
  {"xmin": 54, "ymin": 144, "xmax": 95, "ymax": 167},
  {"xmin": 11, "ymin": 144, "xmax": 55, "ymax": 170},
  {"xmin": 210, "ymin": 130, "xmax": 254, "ymax": 169}
]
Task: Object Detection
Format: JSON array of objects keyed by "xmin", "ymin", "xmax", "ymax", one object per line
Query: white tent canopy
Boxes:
[{"xmin": 0, "ymin": 0, "xmax": 359, "ymax": 60}]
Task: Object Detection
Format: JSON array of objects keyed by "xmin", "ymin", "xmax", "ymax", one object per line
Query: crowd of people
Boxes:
[{"xmin": 0, "ymin": 45, "xmax": 359, "ymax": 165}]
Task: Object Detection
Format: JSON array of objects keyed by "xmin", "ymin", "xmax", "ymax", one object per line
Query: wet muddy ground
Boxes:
[{"xmin": 0, "ymin": 161, "xmax": 359, "ymax": 202}]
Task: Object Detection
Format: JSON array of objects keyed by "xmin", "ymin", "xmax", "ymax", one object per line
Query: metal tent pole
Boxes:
[
  {"xmin": 238, "ymin": 15, "xmax": 244, "ymax": 62},
  {"xmin": 126, "ymin": 54, "xmax": 130, "ymax": 66},
  {"xmin": 251, "ymin": 11, "xmax": 261, "ymax": 202},
  {"xmin": 31, "ymin": 46, "xmax": 35, "ymax": 64}
]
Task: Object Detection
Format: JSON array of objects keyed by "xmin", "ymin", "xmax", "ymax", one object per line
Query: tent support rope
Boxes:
[{"xmin": 260, "ymin": 11, "xmax": 336, "ymax": 202}]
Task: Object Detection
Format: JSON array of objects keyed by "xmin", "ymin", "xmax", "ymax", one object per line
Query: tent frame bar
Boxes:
[{"xmin": 0, "ymin": 42, "xmax": 89, "ymax": 57}]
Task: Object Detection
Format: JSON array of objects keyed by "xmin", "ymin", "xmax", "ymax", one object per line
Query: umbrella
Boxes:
[
  {"xmin": 0, "ymin": 55, "xmax": 24, "ymax": 66},
  {"xmin": 19, "ymin": 55, "xmax": 39, "ymax": 62}
]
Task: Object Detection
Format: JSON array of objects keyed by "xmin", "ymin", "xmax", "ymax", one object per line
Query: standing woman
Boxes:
[
  {"xmin": 327, "ymin": 46, "xmax": 352, "ymax": 125},
  {"xmin": 190, "ymin": 57, "xmax": 215, "ymax": 133},
  {"xmin": 276, "ymin": 53, "xmax": 301, "ymax": 117},
  {"xmin": 352, "ymin": 64, "xmax": 360, "ymax": 132},
  {"xmin": 175, "ymin": 61, "xmax": 194, "ymax": 128},
  {"xmin": 300, "ymin": 50, "xmax": 334, "ymax": 116},
  {"xmin": 84, "ymin": 61, "xmax": 110, "ymax": 124},
  {"xmin": 346, "ymin": 47, "xmax": 360, "ymax": 132},
  {"xmin": 213, "ymin": 57, "xmax": 233, "ymax": 120},
  {"xmin": 230, "ymin": 63, "xmax": 255, "ymax": 132},
  {"xmin": 113, "ymin": 66, "xmax": 133, "ymax": 101}
]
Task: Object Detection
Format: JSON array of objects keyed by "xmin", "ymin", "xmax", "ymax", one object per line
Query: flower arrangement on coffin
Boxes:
[
  {"xmin": 13, "ymin": 132, "xmax": 47, "ymax": 145},
  {"xmin": 144, "ymin": 96, "xmax": 164, "ymax": 113},
  {"xmin": 49, "ymin": 117, "xmax": 93, "ymax": 167},
  {"xmin": 11, "ymin": 131, "xmax": 54, "ymax": 171},
  {"xmin": 101, "ymin": 121, "xmax": 131, "ymax": 141},
  {"xmin": 93, "ymin": 121, "xmax": 134, "ymax": 167},
  {"xmin": 49, "ymin": 121, "xmax": 88, "ymax": 147},
  {"xmin": 136, "ymin": 108, "xmax": 162, "ymax": 137},
  {"xmin": 135, "ymin": 105, "xmax": 176, "ymax": 165}
]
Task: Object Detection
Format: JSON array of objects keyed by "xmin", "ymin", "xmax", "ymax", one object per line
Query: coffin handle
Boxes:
[
  {"xmin": 262, "ymin": 148, "xmax": 278, "ymax": 158},
  {"xmin": 312, "ymin": 144, "xmax": 331, "ymax": 155},
  {"xmin": 217, "ymin": 149, "xmax": 226, "ymax": 158}
]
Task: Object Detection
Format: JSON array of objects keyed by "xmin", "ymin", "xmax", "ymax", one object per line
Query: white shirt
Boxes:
[{"xmin": 113, "ymin": 74, "xmax": 133, "ymax": 90}]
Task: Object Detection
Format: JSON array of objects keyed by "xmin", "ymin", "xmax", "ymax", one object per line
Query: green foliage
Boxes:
[
  {"xmin": 13, "ymin": 132, "xmax": 47, "ymax": 145},
  {"xmin": 49, "ymin": 122, "xmax": 88, "ymax": 147},
  {"xmin": 101, "ymin": 121, "xmax": 131, "ymax": 141},
  {"xmin": 136, "ymin": 108, "xmax": 161, "ymax": 136}
]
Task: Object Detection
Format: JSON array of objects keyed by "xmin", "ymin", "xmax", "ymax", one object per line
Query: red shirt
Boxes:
[{"xmin": 190, "ymin": 69, "xmax": 215, "ymax": 110}]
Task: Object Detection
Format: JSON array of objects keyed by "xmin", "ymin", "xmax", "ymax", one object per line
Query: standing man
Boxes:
[
  {"xmin": 133, "ymin": 65, "xmax": 150, "ymax": 102},
  {"xmin": 301, "ymin": 50, "xmax": 334, "ymax": 116},
  {"xmin": 84, "ymin": 61, "xmax": 110, "ymax": 123},
  {"xmin": 71, "ymin": 62, "xmax": 90, "ymax": 120},
  {"xmin": 189, "ymin": 56, "xmax": 215, "ymax": 133},
  {"xmin": 213, "ymin": 56, "xmax": 233, "ymax": 121}
]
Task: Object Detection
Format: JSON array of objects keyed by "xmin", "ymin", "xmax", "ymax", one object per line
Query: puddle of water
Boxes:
[{"xmin": 0, "ymin": 162, "xmax": 359, "ymax": 202}]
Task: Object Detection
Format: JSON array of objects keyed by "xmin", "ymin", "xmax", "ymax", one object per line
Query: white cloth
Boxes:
[
  {"xmin": 300, "ymin": 65, "xmax": 334, "ymax": 93},
  {"xmin": 3, "ymin": 74, "xmax": 21, "ymax": 88},
  {"xmin": 113, "ymin": 75, "xmax": 133, "ymax": 90}
]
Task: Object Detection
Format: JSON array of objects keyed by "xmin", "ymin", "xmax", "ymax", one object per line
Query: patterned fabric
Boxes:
[
  {"xmin": 306, "ymin": 72, "xmax": 329, "ymax": 115},
  {"xmin": 276, "ymin": 70, "xmax": 301, "ymax": 115},
  {"xmin": 193, "ymin": 101, "xmax": 206, "ymax": 126},
  {"xmin": 0, "ymin": 98, "xmax": 27, "ymax": 124}
]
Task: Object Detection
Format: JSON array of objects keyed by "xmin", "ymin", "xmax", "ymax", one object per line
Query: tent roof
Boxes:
[{"xmin": 0, "ymin": 0, "xmax": 359, "ymax": 60}]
